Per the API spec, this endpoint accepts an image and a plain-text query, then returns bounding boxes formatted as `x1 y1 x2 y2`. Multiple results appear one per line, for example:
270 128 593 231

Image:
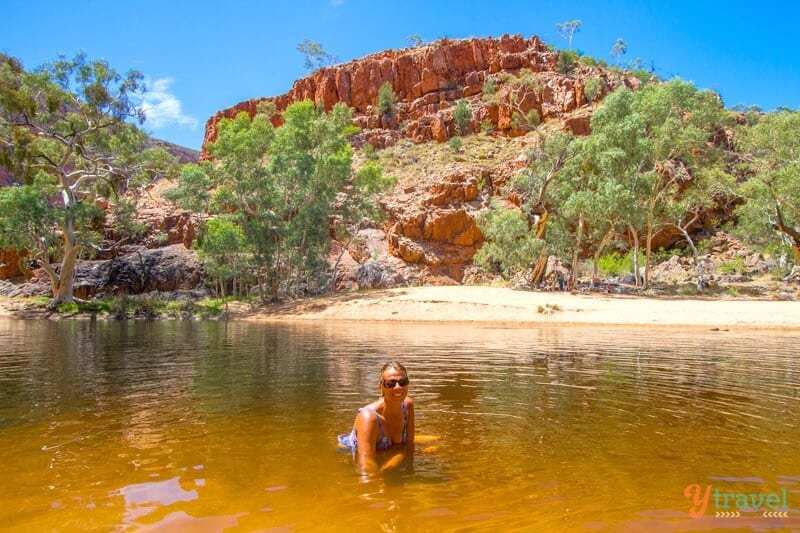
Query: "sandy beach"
2 286 798 329
243 285 800 330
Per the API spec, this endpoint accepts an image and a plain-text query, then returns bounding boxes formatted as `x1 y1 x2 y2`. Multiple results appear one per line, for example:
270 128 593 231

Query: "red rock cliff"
202 34 637 157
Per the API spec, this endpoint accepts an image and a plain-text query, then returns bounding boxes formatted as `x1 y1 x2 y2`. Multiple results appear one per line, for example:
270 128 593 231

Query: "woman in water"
338 361 415 474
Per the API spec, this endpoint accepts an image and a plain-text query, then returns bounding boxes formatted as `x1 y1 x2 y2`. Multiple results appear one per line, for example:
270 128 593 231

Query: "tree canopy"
168 101 394 300
735 110 800 270
0 53 175 303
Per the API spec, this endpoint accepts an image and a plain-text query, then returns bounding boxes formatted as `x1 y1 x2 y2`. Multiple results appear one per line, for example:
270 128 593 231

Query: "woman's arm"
354 409 379 478
405 397 415 446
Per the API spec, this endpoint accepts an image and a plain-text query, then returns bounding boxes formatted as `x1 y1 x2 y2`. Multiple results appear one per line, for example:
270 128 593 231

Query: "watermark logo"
684 483 789 518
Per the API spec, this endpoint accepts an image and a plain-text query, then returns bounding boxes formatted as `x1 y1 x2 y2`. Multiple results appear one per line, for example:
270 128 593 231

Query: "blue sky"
4 0 798 150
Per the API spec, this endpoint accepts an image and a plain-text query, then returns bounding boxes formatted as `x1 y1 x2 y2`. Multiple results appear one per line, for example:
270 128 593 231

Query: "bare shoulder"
356 403 380 425
404 397 415 409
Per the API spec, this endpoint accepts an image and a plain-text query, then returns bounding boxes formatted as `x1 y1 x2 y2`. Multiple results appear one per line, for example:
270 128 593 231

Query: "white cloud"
140 77 198 130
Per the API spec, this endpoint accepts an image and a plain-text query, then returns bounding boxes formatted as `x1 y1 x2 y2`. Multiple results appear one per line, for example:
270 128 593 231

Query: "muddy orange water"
1 320 798 531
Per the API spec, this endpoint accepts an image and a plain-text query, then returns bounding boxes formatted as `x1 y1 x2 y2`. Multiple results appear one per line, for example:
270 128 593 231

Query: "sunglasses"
381 377 410 388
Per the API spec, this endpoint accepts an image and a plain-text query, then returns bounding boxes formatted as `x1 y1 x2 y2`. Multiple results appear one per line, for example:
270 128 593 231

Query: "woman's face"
380 368 409 403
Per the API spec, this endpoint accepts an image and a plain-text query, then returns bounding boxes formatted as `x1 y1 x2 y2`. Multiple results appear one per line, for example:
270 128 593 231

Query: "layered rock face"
203 34 637 156
384 167 486 282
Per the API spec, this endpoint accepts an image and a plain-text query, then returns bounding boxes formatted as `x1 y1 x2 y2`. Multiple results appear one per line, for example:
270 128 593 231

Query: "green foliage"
719 257 746 275
336 159 396 238
512 110 541 131
482 77 496 96
56 302 80 313
376 81 398 118
361 142 378 160
297 39 338 71
168 101 392 300
574 79 728 287
557 50 579 75
453 99 472 136
526 110 540 128
23 296 51 306
630 69 652 85
480 119 494 133
583 78 603 103
0 53 176 303
597 252 633 276
448 135 462 152
110 197 148 240
0 176 56 251
195 217 250 297
578 55 600 67
733 110 800 259
164 164 211 212
474 199 544 277
482 77 498 106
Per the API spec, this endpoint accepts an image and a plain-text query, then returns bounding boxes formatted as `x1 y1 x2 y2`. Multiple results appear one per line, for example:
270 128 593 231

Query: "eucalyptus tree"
473 198 545 278
330 159 395 287
297 39 338 71
168 101 392 300
556 20 582 49
610 38 628 66
0 53 174 304
734 110 800 277
577 80 726 287
503 130 577 284
665 166 735 290
196 216 251 299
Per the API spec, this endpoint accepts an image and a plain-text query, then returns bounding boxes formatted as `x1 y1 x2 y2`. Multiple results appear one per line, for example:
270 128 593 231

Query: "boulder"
70 245 205 300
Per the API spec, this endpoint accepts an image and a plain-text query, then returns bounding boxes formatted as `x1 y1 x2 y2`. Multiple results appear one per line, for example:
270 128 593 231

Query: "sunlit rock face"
202 34 640 158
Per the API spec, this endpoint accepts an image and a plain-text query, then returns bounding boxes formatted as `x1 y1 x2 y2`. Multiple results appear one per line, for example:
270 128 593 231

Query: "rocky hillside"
6 35 784 300
201 35 646 286
203 34 641 155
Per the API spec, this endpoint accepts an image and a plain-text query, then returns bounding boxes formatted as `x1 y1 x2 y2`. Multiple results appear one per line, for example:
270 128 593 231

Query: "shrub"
631 69 652 85
583 78 603 102
557 50 579 75
511 110 540 131
106 294 165 319
474 199 545 277
482 77 496 96
57 302 79 314
578 55 599 67
597 252 634 276
719 257 746 275
526 110 540 128
361 143 378 160
448 136 462 152
377 82 398 118
453 99 472 136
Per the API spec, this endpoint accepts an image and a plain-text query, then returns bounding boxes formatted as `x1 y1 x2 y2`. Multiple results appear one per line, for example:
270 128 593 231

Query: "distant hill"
0 139 199 187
